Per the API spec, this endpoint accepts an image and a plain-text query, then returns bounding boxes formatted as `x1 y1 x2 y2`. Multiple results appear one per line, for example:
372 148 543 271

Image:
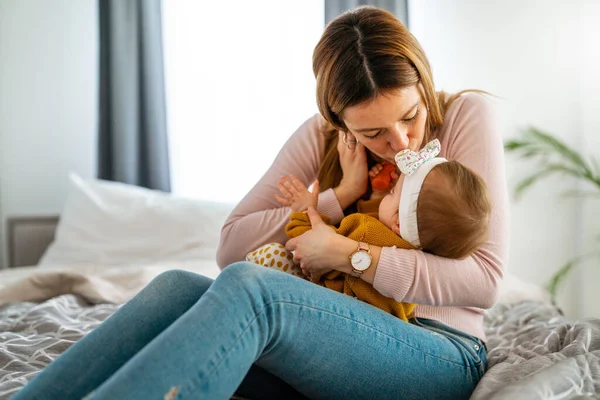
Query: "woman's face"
341 85 428 163
378 175 405 235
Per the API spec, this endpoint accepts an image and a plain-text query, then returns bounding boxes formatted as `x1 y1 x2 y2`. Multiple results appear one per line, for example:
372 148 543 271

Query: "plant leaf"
514 164 583 199
504 140 524 151
527 128 590 172
506 127 600 194
506 128 600 301
546 258 579 298
514 170 555 199
546 251 600 298
592 157 600 177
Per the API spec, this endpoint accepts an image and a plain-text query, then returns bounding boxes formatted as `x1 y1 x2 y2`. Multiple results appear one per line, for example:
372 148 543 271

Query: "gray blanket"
1 296 599 399
0 295 117 399
473 300 600 399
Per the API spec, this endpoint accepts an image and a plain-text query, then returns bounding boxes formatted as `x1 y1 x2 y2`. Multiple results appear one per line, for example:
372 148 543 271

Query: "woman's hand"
285 207 356 282
334 132 369 209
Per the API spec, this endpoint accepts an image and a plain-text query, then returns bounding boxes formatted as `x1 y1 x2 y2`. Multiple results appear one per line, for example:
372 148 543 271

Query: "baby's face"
379 174 405 235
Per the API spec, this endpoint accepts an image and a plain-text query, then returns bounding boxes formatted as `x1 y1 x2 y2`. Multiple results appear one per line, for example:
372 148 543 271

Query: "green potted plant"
505 127 600 298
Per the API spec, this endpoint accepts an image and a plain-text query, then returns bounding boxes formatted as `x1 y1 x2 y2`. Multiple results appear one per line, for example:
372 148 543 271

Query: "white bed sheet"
0 261 222 305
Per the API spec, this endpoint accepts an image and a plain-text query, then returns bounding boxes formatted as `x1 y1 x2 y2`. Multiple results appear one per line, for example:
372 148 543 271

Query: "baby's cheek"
379 196 391 215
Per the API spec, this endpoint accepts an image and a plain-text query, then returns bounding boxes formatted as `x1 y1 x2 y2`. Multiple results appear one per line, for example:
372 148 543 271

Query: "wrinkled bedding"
0 263 221 399
1 272 599 399
472 300 600 399
0 295 118 399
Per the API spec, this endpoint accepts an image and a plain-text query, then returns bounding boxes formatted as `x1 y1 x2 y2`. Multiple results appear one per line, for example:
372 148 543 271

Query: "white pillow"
497 272 552 305
39 173 235 267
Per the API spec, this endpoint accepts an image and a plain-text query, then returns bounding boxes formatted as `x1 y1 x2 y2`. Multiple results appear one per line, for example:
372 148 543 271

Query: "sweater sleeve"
372 93 510 309
285 211 332 239
216 115 346 269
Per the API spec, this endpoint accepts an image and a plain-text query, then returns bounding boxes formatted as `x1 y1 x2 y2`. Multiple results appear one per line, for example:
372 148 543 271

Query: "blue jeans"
12 262 487 400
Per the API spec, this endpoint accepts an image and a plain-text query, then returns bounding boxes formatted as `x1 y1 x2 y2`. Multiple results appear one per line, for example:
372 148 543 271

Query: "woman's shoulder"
273 114 329 172
295 113 334 151
298 113 330 133
281 113 327 149
437 92 498 139
444 91 497 122
294 113 331 141
437 91 502 157
315 113 333 131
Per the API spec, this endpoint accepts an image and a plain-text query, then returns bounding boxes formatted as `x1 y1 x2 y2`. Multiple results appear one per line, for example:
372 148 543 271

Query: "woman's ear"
342 131 359 149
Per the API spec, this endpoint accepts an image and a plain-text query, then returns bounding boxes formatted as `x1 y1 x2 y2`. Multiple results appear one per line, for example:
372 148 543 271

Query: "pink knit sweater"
216 93 509 341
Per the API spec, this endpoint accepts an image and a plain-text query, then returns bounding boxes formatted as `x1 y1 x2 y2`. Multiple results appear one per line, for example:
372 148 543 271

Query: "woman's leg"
11 270 214 400
85 262 486 400
12 270 307 400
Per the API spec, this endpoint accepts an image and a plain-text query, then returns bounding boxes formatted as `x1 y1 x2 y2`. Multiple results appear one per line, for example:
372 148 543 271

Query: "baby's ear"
392 224 400 236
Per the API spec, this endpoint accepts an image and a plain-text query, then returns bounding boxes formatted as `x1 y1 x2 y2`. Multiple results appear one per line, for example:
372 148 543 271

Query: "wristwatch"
349 242 372 276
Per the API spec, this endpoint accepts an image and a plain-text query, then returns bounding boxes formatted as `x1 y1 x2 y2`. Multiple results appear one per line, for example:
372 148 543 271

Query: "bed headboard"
7 216 59 269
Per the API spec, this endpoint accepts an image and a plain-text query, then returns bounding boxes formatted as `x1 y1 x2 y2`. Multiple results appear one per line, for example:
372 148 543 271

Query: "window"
163 1 324 202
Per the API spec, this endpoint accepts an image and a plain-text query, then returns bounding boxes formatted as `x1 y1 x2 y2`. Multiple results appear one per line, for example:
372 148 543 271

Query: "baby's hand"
369 162 399 200
275 174 320 212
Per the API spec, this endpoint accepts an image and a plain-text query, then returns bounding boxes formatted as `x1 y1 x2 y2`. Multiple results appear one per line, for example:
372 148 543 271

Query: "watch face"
351 251 371 271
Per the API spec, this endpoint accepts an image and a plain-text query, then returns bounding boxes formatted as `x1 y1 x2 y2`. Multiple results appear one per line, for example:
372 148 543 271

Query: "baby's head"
415 161 491 258
379 155 491 259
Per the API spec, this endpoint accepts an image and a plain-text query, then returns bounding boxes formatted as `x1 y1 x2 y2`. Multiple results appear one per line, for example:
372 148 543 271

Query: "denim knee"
150 269 198 288
217 262 279 302
219 262 266 284
145 269 213 300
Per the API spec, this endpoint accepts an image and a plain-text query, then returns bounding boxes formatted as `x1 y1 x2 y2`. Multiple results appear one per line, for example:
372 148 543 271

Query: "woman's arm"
285 94 508 309
370 93 509 309
216 115 345 269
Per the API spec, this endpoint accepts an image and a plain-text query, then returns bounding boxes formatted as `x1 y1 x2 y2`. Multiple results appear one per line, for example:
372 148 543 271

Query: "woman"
13 6 508 400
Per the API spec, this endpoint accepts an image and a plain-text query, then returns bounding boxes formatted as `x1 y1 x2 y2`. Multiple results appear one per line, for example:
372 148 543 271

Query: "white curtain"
325 0 409 26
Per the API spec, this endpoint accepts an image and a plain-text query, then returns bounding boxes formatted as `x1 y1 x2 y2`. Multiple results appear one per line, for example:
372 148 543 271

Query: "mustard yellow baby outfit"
246 199 417 321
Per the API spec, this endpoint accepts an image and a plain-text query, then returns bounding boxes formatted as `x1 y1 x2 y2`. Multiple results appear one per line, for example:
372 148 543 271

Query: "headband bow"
395 139 441 176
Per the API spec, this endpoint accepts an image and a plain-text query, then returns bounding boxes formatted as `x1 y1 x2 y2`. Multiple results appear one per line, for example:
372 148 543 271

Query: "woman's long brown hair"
312 6 484 195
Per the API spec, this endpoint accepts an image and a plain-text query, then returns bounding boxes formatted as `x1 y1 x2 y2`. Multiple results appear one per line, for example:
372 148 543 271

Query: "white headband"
399 158 447 248
395 139 447 248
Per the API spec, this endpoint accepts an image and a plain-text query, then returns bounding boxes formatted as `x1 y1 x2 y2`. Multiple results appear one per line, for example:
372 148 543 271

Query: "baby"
246 139 491 321
380 138 491 258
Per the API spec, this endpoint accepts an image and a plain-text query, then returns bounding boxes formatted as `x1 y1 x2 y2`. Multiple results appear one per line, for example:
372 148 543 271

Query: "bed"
1 175 599 399
0 262 221 400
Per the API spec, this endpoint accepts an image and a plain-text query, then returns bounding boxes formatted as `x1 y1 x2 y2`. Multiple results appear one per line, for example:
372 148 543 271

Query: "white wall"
0 0 98 269
409 0 598 318
579 0 600 318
